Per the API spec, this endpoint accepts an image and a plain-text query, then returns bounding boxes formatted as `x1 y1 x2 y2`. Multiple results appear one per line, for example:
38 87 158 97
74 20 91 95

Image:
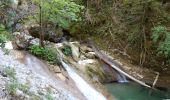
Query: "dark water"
105 82 170 100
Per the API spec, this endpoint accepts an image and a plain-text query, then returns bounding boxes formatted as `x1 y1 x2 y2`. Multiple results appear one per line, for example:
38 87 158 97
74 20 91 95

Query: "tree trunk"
39 2 44 47
89 40 151 88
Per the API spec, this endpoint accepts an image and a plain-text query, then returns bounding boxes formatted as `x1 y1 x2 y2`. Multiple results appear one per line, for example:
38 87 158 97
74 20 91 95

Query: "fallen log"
89 41 151 88
152 72 159 88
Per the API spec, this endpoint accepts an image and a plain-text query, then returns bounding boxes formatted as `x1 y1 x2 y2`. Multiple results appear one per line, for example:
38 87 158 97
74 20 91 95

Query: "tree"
33 0 84 47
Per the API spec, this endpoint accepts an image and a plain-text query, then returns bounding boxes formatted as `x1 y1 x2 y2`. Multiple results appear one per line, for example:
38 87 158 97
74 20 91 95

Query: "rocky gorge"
0 0 170 100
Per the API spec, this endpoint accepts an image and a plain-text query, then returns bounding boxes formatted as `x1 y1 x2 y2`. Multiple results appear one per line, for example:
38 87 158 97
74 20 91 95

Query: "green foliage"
31 95 42 100
29 45 46 57
0 24 12 48
62 45 72 56
33 0 84 29
45 93 54 100
6 80 18 95
4 66 18 95
151 26 170 58
29 45 60 64
152 26 167 42
0 1 16 29
0 24 6 32
4 67 16 79
0 34 8 44
18 84 30 94
0 34 8 48
6 79 30 95
4 66 30 96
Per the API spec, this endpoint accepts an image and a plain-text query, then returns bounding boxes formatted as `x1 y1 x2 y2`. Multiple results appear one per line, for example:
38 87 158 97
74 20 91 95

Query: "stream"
61 61 107 100
2 41 170 100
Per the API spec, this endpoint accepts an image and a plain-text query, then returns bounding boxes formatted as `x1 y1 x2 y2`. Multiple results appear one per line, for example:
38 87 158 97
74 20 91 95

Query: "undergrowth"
61 45 72 56
29 45 60 65
152 26 170 58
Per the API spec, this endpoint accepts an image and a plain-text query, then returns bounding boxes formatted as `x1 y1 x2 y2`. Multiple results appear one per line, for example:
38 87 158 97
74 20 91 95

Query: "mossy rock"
85 62 106 82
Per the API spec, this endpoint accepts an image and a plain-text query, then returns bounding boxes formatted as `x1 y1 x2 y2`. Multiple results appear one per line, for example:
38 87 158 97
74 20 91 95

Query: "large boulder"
101 62 117 83
13 31 41 49
69 42 80 61
13 31 32 49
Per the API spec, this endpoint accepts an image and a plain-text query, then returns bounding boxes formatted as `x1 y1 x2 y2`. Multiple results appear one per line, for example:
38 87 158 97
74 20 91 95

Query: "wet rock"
85 64 106 82
77 58 106 82
69 42 80 61
85 52 96 59
78 59 96 66
55 43 64 48
80 45 93 53
54 66 61 73
101 63 117 83
49 65 61 73
55 73 66 81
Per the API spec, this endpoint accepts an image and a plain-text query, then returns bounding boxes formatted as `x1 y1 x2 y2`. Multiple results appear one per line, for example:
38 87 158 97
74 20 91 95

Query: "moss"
85 63 106 82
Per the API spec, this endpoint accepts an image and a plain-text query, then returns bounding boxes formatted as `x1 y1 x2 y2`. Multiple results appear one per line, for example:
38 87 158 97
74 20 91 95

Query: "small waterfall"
61 61 106 100
117 72 128 83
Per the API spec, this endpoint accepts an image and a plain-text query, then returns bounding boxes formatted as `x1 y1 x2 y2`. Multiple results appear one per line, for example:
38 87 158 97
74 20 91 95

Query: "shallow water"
105 82 170 100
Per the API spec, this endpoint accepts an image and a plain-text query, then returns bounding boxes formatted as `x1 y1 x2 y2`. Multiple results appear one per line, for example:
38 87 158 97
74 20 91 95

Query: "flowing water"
116 71 128 83
61 61 107 100
105 82 170 100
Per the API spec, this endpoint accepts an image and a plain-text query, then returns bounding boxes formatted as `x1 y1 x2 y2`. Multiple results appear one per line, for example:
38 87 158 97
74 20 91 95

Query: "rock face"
101 62 117 83
0 49 83 100
13 31 34 49
56 42 117 83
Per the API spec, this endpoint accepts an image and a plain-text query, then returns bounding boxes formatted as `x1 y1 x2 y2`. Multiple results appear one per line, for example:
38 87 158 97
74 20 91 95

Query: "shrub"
6 80 18 95
45 93 54 100
18 84 30 94
152 26 170 58
4 67 16 79
151 26 167 43
29 45 60 64
61 45 72 56
0 24 12 48
33 0 84 29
